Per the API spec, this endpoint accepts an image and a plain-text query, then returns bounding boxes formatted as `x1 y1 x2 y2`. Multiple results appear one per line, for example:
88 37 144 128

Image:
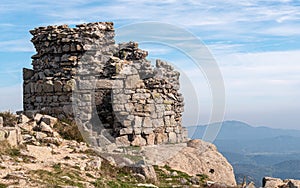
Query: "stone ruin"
23 22 188 147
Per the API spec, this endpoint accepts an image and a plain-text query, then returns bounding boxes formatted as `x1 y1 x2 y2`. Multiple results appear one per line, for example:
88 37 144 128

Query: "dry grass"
53 120 84 143
0 141 20 157
0 111 17 127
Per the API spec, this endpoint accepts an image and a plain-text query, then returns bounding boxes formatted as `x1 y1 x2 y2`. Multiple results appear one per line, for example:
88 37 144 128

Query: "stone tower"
23 22 187 146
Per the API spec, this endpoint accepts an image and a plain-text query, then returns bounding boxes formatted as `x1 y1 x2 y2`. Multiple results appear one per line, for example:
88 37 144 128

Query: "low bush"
0 111 17 127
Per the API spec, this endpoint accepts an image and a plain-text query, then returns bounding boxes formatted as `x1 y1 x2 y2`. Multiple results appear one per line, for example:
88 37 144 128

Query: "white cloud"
0 39 34 52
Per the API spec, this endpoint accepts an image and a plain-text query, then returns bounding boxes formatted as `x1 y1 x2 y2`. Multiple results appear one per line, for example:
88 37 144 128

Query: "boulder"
39 122 53 133
41 115 58 128
0 116 3 127
263 177 300 188
263 177 284 188
287 179 300 187
18 114 30 124
131 165 157 183
0 127 22 146
34 113 44 123
166 139 236 186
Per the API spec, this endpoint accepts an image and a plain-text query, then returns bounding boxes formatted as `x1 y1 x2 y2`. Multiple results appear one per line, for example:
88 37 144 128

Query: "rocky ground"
0 111 238 188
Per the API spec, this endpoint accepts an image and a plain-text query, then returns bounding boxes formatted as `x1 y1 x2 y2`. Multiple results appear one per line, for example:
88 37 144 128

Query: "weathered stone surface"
131 165 157 183
131 135 147 146
166 139 236 186
134 116 143 128
125 74 140 88
187 139 217 151
96 79 112 89
41 115 58 128
34 113 43 123
146 133 155 145
143 117 152 128
0 117 3 127
115 135 131 146
120 127 133 135
263 177 284 188
287 179 300 187
262 177 300 188
39 122 53 133
168 132 177 143
23 68 34 80
155 132 168 144
18 114 30 124
0 127 22 146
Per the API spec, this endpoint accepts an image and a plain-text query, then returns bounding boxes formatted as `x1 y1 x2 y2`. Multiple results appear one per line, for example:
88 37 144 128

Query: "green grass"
29 164 85 187
0 141 20 157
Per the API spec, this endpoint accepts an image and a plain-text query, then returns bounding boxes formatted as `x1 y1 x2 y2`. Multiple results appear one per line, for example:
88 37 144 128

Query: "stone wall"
23 22 187 146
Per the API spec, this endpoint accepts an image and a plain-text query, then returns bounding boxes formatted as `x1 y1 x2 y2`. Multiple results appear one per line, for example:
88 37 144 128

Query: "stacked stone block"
23 22 187 146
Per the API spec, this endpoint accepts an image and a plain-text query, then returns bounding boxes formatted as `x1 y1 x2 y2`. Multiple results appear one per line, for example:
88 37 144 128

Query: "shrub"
53 120 84 142
0 111 17 127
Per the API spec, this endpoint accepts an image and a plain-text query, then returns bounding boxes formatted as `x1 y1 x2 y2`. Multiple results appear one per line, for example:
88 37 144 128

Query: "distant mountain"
188 120 300 141
188 121 300 154
187 121 300 186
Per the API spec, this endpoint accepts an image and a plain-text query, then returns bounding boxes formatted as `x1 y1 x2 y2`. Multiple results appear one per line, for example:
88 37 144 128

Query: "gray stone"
53 81 63 92
152 118 164 128
125 74 140 88
146 133 155 145
263 177 284 188
124 103 134 112
134 116 143 128
115 135 131 146
142 128 153 135
112 80 124 89
131 135 146 146
41 115 58 128
39 122 53 133
131 165 157 183
113 94 130 103
35 132 48 140
120 127 133 135
96 79 113 89
143 117 152 128
23 68 34 80
34 113 44 122
113 104 124 111
18 114 30 124
168 132 177 143
0 127 22 146
155 132 168 144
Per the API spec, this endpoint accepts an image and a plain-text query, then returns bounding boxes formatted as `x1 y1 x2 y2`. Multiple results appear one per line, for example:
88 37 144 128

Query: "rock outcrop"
133 139 237 186
263 177 300 188
0 112 233 187
166 139 236 186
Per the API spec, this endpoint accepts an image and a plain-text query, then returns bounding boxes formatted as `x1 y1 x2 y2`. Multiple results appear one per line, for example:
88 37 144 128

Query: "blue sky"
0 0 300 129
